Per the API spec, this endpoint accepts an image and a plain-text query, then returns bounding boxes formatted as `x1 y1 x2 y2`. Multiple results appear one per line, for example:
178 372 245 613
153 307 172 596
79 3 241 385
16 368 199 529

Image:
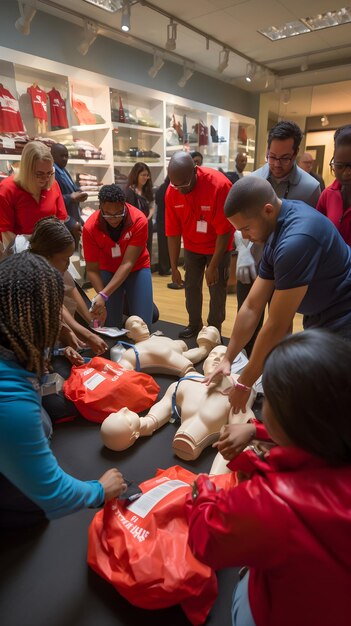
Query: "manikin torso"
116 316 221 376
101 345 256 465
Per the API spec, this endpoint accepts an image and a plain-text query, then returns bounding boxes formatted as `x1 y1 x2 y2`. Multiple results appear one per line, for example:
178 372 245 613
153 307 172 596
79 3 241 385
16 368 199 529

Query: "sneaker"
178 324 202 339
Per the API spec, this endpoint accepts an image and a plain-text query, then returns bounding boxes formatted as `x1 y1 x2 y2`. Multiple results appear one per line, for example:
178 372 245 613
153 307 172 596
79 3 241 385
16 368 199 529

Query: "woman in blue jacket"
0 252 126 529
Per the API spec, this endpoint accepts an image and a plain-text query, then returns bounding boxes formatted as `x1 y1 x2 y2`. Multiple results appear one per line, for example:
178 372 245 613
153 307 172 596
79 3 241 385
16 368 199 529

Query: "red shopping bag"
88 465 237 624
63 357 160 423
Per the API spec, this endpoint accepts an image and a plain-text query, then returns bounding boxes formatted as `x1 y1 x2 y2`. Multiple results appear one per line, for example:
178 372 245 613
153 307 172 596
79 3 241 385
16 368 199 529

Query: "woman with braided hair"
29 216 108 356
0 252 126 528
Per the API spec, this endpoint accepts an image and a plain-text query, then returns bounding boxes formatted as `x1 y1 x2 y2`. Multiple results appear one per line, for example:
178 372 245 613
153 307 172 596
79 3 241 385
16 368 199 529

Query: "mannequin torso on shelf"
101 345 256 461
116 316 221 377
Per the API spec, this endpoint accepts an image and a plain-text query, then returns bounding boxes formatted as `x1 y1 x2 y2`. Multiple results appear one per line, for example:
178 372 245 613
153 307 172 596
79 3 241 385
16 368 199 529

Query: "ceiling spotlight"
218 48 229 73
83 0 122 12
15 1 37 35
165 19 177 51
121 0 130 32
321 114 329 127
245 62 256 83
77 20 99 55
148 51 164 79
178 64 194 88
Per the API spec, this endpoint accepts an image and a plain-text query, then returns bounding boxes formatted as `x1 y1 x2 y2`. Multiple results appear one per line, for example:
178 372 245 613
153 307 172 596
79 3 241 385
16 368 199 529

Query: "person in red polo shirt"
317 124 351 245
0 140 67 251
83 184 153 329
166 151 233 339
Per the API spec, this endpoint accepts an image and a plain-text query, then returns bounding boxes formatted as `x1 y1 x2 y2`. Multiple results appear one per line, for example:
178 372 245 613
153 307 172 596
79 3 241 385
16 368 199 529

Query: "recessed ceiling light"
259 7 351 41
83 0 122 11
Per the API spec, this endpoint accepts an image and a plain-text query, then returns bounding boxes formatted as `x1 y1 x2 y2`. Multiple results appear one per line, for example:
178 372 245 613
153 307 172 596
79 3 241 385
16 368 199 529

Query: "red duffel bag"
63 357 160 423
88 465 237 624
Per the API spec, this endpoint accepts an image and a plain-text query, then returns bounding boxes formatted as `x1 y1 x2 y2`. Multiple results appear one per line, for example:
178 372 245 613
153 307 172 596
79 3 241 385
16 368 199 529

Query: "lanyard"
118 341 141 371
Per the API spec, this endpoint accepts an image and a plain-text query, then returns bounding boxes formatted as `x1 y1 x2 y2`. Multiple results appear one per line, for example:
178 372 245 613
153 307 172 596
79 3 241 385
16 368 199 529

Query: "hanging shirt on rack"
27 85 48 121
0 85 25 133
47 88 68 129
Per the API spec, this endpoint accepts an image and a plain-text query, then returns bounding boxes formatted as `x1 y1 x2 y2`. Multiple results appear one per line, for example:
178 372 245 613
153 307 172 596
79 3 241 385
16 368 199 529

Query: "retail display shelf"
166 143 198 152
71 124 111 132
69 159 110 166
112 122 162 134
0 155 20 160
82 195 99 202
113 160 162 167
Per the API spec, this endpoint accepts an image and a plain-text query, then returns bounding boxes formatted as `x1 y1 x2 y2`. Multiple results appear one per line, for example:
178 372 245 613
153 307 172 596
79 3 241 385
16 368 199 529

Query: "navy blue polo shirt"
259 199 351 330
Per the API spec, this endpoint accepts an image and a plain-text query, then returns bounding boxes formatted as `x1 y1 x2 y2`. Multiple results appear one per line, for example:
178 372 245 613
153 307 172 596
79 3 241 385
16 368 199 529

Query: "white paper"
127 480 189 518
93 327 128 338
83 373 105 390
230 351 249 375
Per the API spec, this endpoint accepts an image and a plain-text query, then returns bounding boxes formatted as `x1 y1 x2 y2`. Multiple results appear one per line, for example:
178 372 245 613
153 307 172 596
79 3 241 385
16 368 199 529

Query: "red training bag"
88 465 237 624
63 357 160 423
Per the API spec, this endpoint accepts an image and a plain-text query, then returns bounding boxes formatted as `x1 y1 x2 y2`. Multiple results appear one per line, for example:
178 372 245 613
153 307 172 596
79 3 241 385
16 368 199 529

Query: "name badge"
111 244 121 257
196 220 207 233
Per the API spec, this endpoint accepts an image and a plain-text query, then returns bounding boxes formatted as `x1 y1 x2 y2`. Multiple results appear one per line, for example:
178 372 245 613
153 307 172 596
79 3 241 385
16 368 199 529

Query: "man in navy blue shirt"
52 143 88 246
207 176 351 413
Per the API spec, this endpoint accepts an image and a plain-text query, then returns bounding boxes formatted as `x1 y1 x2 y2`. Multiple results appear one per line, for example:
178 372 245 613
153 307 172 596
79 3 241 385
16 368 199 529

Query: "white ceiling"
32 0 351 111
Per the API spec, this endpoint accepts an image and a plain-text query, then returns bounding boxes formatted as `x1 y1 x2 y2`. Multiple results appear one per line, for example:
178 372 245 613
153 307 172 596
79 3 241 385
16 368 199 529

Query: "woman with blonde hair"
0 140 67 250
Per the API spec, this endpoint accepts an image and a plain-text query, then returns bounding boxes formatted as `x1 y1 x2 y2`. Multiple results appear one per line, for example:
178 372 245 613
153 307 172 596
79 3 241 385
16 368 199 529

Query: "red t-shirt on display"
47 89 69 129
165 166 234 254
0 86 25 133
0 176 67 234
82 203 150 273
27 85 48 121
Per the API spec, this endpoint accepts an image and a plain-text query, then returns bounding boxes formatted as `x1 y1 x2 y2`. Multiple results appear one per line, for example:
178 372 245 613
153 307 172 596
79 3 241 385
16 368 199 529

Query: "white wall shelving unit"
0 46 256 190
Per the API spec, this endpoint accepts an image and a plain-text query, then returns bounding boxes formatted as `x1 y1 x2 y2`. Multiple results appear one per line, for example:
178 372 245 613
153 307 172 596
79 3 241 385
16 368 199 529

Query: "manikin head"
196 326 221 349
202 345 227 377
224 176 280 244
125 316 151 342
101 408 141 451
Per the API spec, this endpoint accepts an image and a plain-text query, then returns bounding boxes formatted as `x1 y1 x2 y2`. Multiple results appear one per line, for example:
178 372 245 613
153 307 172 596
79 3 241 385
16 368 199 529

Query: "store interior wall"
0 0 259 122
258 85 351 183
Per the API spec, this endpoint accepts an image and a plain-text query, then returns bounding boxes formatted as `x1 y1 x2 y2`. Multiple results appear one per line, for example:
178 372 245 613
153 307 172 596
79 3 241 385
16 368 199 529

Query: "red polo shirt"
165 166 234 254
316 179 351 245
0 176 67 234
82 203 150 273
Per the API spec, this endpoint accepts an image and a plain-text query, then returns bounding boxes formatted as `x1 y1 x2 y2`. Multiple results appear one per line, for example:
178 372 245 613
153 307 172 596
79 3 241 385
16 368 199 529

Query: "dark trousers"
183 249 230 332
156 220 170 274
237 280 264 357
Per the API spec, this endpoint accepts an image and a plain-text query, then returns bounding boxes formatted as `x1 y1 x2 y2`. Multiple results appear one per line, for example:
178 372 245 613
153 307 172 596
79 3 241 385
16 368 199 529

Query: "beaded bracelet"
234 380 252 393
98 291 109 302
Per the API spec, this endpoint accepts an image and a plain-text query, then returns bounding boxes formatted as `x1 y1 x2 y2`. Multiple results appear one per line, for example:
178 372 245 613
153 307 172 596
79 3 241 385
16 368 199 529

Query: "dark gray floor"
0 320 238 626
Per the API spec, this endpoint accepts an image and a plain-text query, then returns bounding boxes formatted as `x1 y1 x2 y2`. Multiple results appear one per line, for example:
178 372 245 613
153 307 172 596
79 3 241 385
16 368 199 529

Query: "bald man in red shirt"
166 152 233 339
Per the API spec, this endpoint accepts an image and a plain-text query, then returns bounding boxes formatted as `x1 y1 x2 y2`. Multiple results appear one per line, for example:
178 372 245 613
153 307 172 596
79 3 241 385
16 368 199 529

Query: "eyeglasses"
169 167 196 190
35 170 55 179
266 153 294 165
100 207 126 220
329 160 351 173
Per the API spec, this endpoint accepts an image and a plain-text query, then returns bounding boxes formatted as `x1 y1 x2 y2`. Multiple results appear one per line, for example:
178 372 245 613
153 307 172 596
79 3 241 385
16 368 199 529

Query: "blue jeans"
232 571 256 626
101 268 153 329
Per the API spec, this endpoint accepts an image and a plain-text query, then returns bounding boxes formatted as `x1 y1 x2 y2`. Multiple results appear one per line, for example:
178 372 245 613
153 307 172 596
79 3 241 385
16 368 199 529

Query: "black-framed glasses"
329 159 351 173
169 166 196 190
100 207 126 220
266 153 294 165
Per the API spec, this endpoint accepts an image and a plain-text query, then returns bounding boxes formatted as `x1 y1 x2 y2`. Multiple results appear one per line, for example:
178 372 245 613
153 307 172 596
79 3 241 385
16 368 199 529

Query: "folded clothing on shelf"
76 172 103 195
71 97 105 126
61 138 105 160
0 132 29 155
